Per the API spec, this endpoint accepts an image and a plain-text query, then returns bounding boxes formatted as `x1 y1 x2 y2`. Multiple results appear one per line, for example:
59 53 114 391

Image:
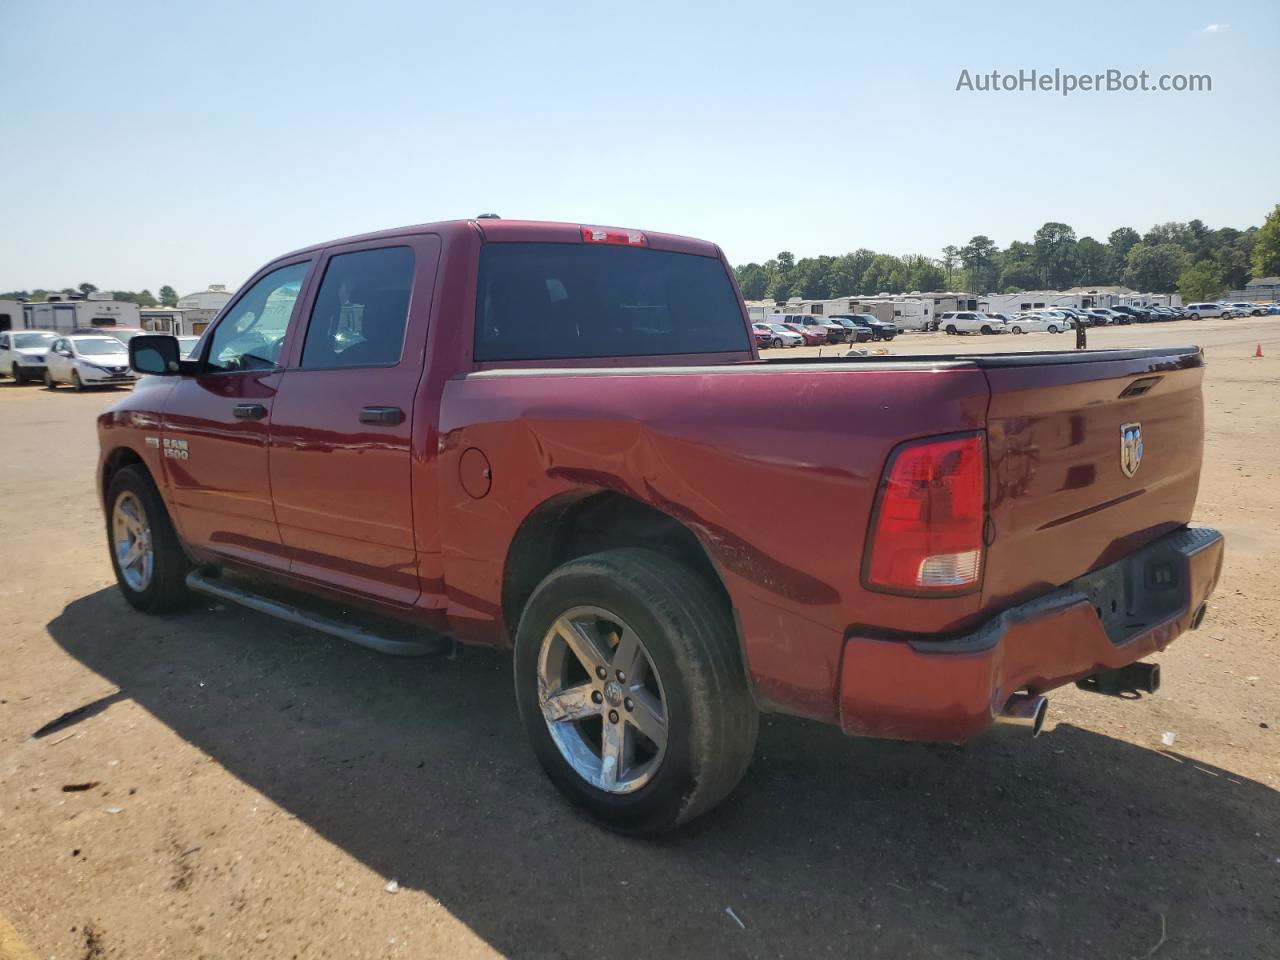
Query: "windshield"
14 333 56 348
475 243 749 361
767 324 790 333
73 338 126 356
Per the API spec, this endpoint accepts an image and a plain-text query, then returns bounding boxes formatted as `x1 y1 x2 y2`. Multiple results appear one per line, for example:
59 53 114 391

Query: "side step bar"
185 571 452 658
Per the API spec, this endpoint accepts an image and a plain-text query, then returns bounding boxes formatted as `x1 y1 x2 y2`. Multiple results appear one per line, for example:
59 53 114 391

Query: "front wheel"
771 338 781 349
106 464 193 613
980 325 993 335
44 369 57 390
11 366 25 384
945 324 957 335
72 370 85 392
1010 326 1022 335
513 548 757 834
1048 325 1059 333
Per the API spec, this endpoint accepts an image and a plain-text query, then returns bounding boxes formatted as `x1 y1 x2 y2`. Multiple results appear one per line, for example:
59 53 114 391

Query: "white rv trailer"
22 293 141 333
0 300 24 333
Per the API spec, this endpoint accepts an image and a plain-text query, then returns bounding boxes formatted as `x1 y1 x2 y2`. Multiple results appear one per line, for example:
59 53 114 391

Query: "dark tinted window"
475 243 749 362
302 246 415 369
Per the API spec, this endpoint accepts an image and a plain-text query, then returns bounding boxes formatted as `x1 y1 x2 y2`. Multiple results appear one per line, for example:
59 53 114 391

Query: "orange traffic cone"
1256 344 1264 358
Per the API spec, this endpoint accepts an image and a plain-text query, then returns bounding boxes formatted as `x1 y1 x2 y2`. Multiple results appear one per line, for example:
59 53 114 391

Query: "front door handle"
360 405 405 426
233 403 267 421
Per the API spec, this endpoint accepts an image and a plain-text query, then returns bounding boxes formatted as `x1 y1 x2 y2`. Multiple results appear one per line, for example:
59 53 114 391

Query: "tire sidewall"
105 466 188 612
514 563 708 833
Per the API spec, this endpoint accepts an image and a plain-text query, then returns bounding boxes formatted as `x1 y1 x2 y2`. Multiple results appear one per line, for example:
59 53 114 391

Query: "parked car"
781 322 828 346
830 313 897 341
177 336 203 358
825 317 873 343
103 217 1223 834
1086 308 1127 325
777 313 847 343
74 326 147 347
936 311 1007 334
0 330 57 384
1111 305 1152 323
1185 302 1230 319
1007 314 1066 334
1029 310 1078 330
44 335 137 390
1226 302 1266 317
753 322 802 348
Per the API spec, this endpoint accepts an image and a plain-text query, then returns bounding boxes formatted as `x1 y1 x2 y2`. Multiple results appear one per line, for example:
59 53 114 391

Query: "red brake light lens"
864 432 986 594
580 226 647 247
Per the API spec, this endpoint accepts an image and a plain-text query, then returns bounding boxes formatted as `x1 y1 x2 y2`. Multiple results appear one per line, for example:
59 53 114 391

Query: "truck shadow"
48 589 1276 959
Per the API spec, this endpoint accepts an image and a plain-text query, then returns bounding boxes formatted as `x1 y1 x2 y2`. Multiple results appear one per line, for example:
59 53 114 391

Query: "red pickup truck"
99 218 1224 833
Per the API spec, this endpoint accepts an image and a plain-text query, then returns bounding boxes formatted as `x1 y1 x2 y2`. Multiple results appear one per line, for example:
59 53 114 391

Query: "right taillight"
863 432 986 595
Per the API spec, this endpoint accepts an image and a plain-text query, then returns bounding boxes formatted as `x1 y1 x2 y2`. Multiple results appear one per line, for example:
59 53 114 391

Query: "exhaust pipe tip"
996 693 1048 737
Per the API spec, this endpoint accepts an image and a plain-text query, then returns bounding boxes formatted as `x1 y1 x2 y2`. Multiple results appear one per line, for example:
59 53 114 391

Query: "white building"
177 284 232 312
23 293 141 333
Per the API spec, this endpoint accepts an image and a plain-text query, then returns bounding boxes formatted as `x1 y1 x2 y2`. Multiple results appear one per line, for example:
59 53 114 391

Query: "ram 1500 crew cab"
100 218 1224 833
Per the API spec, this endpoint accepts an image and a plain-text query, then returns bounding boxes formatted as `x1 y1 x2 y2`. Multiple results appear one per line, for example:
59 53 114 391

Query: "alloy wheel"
112 491 154 591
536 605 668 794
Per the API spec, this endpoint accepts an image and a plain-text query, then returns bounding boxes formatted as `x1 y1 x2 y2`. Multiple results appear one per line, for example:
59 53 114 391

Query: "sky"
1 0 1277 295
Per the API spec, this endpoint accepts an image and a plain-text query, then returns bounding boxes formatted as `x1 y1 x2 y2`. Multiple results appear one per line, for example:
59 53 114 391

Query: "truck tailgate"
979 348 1205 610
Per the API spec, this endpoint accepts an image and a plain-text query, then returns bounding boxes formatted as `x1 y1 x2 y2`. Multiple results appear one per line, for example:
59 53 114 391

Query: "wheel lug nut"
615 670 626 682
624 698 634 712
591 691 603 704
595 666 607 679
608 710 619 724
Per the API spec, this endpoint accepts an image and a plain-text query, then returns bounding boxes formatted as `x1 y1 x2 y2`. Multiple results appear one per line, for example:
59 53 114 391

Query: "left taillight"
863 432 986 595
580 226 647 247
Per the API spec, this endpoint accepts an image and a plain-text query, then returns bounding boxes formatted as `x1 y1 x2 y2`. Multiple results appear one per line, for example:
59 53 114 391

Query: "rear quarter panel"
437 362 991 721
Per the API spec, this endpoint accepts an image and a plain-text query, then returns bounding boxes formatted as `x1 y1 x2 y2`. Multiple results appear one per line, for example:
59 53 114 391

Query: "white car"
1185 302 1230 319
936 311 1008 334
1008 314 1068 334
1226 302 1265 317
0 330 57 384
43 335 138 390
755 323 804 348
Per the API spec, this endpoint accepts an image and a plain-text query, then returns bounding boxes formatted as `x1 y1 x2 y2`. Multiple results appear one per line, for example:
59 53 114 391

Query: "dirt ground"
1 318 1277 959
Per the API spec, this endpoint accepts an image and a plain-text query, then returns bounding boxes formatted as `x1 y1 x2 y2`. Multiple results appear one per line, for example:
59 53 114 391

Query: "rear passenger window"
475 243 748 362
301 247 415 369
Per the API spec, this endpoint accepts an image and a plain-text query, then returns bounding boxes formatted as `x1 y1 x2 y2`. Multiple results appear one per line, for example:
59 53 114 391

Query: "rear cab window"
474 243 749 362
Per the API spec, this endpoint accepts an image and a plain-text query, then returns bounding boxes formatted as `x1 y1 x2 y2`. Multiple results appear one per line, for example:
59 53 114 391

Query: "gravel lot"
1 317 1277 959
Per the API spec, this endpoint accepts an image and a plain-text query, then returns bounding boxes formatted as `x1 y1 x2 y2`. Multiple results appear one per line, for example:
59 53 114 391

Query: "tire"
1048 325 1059 333
513 548 758 834
980 325 993 335
72 370 85 392
1010 326 1022 335
771 338 781 349
105 464 193 613
44 369 57 390
11 365 25 385
945 324 957 335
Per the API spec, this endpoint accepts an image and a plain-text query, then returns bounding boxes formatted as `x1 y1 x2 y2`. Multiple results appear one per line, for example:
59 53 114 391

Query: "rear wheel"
106 464 192 613
513 548 757 834
945 324 957 335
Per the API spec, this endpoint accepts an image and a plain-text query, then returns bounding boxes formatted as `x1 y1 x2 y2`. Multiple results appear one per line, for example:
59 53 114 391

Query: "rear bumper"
838 527 1225 743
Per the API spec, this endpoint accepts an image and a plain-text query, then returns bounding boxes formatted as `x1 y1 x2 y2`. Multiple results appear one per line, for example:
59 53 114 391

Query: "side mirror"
130 335 182 376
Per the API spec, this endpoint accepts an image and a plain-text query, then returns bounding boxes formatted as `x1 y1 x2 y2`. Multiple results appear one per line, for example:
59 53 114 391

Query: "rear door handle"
359 405 404 426
233 403 267 420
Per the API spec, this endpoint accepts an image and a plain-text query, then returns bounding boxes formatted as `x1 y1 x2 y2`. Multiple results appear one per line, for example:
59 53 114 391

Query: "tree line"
0 282 181 308
735 204 1280 304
